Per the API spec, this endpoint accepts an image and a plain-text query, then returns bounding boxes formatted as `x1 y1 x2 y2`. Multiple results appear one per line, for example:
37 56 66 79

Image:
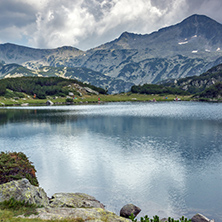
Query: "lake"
0 101 222 221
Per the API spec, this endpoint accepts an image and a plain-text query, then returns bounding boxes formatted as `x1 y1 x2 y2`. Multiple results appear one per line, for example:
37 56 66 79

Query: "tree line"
131 84 189 95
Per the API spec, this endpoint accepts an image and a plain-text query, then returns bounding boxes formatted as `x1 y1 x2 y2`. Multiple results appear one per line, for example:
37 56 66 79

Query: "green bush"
0 152 39 186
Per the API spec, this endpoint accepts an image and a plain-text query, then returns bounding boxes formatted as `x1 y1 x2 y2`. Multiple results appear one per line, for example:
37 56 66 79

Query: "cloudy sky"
1 0 222 51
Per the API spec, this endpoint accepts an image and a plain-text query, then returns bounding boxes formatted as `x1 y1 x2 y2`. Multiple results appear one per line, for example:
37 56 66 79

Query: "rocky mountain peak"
176 14 222 42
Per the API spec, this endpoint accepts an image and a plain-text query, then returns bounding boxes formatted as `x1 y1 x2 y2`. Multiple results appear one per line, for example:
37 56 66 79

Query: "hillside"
0 76 106 99
161 63 222 94
0 14 222 93
131 63 222 100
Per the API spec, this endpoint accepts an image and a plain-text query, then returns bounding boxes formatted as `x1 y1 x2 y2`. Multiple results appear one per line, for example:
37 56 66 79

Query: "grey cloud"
186 0 222 23
0 1 36 28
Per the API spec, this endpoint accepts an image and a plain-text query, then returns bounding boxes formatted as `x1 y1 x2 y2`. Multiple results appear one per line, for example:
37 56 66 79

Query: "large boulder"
18 207 130 221
49 193 105 209
191 213 214 222
120 204 141 218
0 178 49 206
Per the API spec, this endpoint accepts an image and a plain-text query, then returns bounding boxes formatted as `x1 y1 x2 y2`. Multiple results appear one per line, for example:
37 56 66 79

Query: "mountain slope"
0 64 133 93
1 14 222 93
160 63 222 94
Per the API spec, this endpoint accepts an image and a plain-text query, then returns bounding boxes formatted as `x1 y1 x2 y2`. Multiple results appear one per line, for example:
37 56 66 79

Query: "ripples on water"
0 102 221 220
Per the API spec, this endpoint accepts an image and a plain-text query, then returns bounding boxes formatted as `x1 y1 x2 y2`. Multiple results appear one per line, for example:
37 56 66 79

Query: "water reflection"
0 102 221 220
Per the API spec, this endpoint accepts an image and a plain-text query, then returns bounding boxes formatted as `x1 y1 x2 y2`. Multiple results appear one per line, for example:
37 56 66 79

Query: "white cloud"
28 0 189 50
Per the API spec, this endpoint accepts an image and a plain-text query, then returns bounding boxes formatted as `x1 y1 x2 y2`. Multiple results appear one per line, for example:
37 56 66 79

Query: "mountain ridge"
1 14 222 93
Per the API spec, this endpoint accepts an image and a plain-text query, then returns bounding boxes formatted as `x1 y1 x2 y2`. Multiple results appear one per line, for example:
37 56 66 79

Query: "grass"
0 93 193 106
0 209 85 221
0 198 39 217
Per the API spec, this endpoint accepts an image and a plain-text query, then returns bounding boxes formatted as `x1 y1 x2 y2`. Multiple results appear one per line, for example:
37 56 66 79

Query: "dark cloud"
0 1 36 28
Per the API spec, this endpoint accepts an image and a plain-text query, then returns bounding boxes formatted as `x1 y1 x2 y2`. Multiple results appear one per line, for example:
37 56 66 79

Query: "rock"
49 193 105 209
21 103 29 106
17 207 130 221
84 87 99 95
120 204 141 218
0 178 49 206
191 213 213 222
46 100 53 106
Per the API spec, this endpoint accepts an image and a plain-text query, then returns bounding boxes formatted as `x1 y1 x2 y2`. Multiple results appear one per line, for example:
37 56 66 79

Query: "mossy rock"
0 178 49 207
0 152 39 186
49 193 105 209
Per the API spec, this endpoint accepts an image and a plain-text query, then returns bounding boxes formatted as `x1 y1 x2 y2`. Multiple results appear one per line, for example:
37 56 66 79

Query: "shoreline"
0 93 221 107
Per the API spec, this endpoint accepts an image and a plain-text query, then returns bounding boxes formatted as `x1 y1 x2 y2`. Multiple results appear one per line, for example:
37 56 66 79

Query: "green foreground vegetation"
0 152 38 186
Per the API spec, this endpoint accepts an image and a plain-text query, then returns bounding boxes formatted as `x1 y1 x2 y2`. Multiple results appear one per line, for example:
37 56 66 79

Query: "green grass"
0 198 38 217
0 93 193 106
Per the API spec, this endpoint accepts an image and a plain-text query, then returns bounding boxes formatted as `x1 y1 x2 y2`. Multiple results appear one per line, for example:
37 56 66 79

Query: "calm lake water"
0 102 222 221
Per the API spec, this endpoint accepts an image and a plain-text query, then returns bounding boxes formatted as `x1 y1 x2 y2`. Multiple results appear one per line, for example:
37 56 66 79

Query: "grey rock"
49 193 105 209
46 100 54 106
0 178 49 206
191 213 213 222
120 204 141 218
84 87 99 95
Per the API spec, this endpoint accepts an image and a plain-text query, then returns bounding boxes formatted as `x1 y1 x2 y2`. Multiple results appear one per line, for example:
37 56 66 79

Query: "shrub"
129 214 191 222
66 98 74 103
0 152 39 186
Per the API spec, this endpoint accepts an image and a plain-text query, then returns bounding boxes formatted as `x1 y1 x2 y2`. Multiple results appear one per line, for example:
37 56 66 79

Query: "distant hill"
1 14 222 93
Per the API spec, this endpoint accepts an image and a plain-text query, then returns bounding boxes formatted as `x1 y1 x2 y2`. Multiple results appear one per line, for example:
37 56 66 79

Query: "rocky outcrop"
191 213 215 222
0 178 48 206
18 207 130 221
0 178 129 221
49 193 105 209
120 204 141 218
84 87 99 95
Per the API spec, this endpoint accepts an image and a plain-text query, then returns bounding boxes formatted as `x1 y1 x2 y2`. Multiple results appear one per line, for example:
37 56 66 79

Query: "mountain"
0 14 222 93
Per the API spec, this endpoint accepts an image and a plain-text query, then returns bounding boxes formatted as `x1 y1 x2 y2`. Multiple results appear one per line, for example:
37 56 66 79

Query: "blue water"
0 102 221 221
